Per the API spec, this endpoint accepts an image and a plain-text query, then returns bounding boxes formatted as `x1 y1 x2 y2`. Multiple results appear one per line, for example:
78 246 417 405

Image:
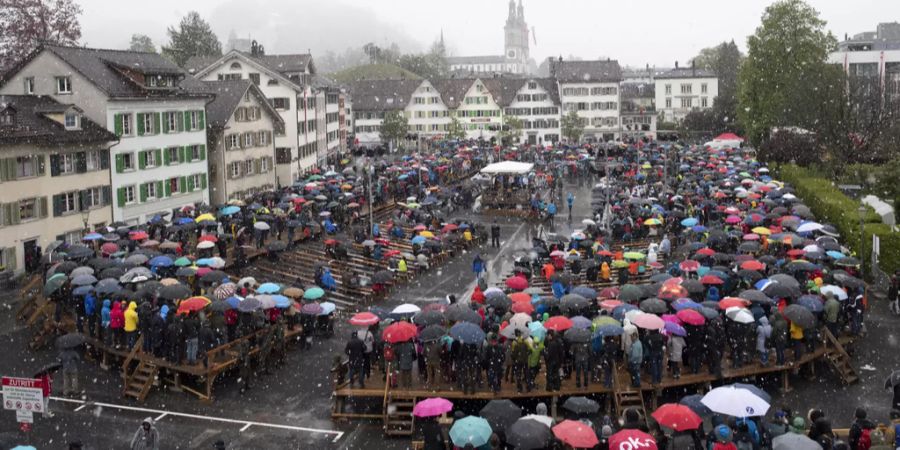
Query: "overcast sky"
77 0 898 69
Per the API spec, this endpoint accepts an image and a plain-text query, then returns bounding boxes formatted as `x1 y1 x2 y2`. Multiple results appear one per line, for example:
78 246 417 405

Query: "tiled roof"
550 60 622 83
347 79 423 111
0 95 117 145
654 67 717 79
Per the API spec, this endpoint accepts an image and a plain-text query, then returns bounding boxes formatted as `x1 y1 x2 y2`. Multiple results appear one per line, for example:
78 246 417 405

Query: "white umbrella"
197 241 215 250
725 307 755 324
701 386 770 417
208 257 226 269
820 285 848 300
509 313 532 329
238 276 257 288
520 414 552 427
254 222 271 231
392 303 421 315
772 432 820 450
796 222 823 233
582 219 596 226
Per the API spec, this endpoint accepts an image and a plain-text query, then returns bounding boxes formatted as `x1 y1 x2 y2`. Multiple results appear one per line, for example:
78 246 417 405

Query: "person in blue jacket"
546 202 557 226
566 192 574 218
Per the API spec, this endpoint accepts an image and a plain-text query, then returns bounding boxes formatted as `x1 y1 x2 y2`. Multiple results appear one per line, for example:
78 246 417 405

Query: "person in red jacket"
109 301 125 348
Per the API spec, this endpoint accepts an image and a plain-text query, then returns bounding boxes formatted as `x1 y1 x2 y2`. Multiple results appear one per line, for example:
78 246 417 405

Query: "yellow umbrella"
195 213 215 223
419 231 435 238
341 184 353 190
751 227 772 236
644 218 662 226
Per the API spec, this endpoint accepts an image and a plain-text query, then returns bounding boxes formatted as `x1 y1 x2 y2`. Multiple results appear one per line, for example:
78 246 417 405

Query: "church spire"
507 0 516 24
517 0 525 24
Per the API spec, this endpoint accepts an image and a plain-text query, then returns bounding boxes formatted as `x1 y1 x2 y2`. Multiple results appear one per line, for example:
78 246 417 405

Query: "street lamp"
858 205 867 278
80 208 91 235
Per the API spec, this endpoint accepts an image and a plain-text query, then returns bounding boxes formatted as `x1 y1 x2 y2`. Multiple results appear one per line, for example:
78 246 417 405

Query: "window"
61 191 78 214
166 147 180 164
218 73 242 81
259 158 270 173
189 111 200 130
86 151 100 171
242 132 254 147
665 98 672 108
701 97 708 108
19 198 37 220
145 150 157 168
146 182 157 199
275 148 291 164
229 161 241 178
414 97 425 104
122 114 133 136
244 160 254 175
124 185 136 204
680 98 692 108
188 145 200 161
84 187 102 209
234 107 246 122
165 112 177 132
168 177 181 195
141 113 155 134
24 77 34 95
249 73 260 85
228 134 240 149
680 84 692 94
15 156 38 178
528 82 537 89
272 98 289 110
247 107 260 121
191 174 202 190
56 76 71 94
664 84 672 95
122 153 134 171
257 131 269 146
62 230 82 245
60 154 77 174
701 83 708 94
64 113 79 130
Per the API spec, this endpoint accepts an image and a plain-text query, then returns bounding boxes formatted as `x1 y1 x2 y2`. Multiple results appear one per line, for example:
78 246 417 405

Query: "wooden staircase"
383 395 416 437
613 363 647 424
822 328 858 385
123 360 158 402
15 275 43 323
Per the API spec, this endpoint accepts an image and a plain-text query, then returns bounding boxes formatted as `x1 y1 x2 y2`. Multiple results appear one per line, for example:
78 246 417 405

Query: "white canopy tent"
479 161 534 176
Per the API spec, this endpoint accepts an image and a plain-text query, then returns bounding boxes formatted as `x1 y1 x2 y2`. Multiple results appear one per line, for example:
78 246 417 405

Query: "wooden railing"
121 335 144 392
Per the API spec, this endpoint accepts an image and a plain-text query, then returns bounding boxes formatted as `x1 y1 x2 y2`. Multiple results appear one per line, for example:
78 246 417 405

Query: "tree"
738 0 838 147
0 0 82 68
380 111 408 149
501 116 524 144
561 111 584 143
129 34 156 53
692 40 744 134
162 11 222 67
446 116 466 140
679 110 717 139
758 129 823 165
824 73 900 164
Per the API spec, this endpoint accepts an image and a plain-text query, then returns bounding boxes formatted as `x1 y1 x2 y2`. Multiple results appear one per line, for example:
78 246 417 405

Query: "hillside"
328 63 422 84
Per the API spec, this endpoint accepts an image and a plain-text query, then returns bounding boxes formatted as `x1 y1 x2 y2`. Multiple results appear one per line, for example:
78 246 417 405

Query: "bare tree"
0 0 82 68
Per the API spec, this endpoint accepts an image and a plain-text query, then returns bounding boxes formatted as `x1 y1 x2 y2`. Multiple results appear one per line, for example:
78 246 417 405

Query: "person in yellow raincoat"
600 262 611 281
790 321 804 362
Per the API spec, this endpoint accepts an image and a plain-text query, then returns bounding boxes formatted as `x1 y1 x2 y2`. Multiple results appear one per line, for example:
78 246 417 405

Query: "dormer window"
64 112 80 130
146 74 178 88
0 110 14 127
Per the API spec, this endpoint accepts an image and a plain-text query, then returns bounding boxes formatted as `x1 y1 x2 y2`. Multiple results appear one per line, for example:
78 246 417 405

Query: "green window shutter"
138 151 147 170
153 113 161 135
187 175 195 192
164 180 171 197
38 197 48 218
178 147 186 163
198 145 206 161
117 188 126 207
197 110 205 129
156 181 163 198
114 114 123 137
161 113 169 133
176 111 184 132
163 148 170 165
0 159 8 182
115 154 124 173
140 183 148 202
200 173 207 189
184 111 192 131
136 113 145 136
180 176 187 193
3 247 16 271
11 201 21 224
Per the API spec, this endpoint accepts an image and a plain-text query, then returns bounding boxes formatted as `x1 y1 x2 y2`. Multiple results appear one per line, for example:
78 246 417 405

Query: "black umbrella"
95 278 122 295
419 324 447 342
65 245 94 260
833 272 865 289
413 310 446 326
201 270 229 283
158 284 192 301
764 283 799 299
486 295 512 310
175 267 197 277
480 399 522 435
679 394 714 417
267 241 287 252
682 279 705 295
884 370 900 390
783 304 816 329
48 261 78 276
373 270 393 284
564 327 592 343
618 284 644 302
209 300 232 313
237 297 262 312
55 333 86 349
100 267 126 279
506 418 552 450
562 396 600 415
639 298 667 314
739 289 772 304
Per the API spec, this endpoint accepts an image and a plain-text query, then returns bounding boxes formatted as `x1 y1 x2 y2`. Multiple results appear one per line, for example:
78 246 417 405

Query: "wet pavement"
1 174 898 449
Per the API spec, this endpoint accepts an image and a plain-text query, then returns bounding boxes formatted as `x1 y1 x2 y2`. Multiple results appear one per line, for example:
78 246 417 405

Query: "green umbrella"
623 252 645 260
174 257 192 267
303 286 325 300
593 316 621 329
450 416 493 448
43 275 68 296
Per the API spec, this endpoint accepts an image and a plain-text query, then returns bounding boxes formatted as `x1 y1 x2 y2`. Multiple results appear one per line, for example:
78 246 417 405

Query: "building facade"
202 80 283 204
619 82 656 139
488 78 560 145
446 0 534 75
0 45 211 225
0 96 116 273
828 22 900 100
654 66 718 123
551 59 623 142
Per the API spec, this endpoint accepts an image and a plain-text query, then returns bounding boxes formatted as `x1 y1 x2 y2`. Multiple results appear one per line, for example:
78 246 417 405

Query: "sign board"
2 377 43 413
16 410 33 424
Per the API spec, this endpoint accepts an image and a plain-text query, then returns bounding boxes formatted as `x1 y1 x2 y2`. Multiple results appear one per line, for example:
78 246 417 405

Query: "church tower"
504 0 529 72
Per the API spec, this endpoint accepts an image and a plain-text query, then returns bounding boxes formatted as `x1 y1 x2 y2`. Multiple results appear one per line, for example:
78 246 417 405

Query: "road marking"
73 404 87 412
50 397 345 443
155 412 168 421
240 423 253 432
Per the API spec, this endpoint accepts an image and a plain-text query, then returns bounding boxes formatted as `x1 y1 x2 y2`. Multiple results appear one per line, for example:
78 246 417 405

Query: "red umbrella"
100 242 119 254
786 249 805 257
719 297 750 310
696 247 716 256
700 275 724 285
198 235 217 243
600 299 623 310
658 284 688 301
552 419 599 448
509 292 531 303
324 239 338 246
599 287 619 299
505 276 528 291
651 403 702 431
129 230 149 241
511 302 534 314
679 260 700 272
740 260 765 271
382 321 417 343
543 316 573 332
413 224 427 231
441 223 459 233
349 312 380 326
177 296 211 315
676 309 706 326
609 429 657 450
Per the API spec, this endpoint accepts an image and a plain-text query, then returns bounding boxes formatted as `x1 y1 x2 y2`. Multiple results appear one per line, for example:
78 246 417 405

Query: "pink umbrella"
505 276 528 291
725 215 742 224
679 261 700 272
413 397 453 417
743 233 760 241
662 314 682 324
676 309 706 326
632 313 665 330
600 299 623 310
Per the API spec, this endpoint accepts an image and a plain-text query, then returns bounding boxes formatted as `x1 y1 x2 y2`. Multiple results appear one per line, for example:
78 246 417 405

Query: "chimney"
675 61 679 69
692 59 696 76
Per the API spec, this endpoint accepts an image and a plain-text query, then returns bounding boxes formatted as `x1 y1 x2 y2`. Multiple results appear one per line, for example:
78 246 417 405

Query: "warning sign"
16 410 33 424
2 377 43 413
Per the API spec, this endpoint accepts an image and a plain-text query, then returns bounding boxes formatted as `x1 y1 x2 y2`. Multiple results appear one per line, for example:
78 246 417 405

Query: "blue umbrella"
796 295 824 312
176 217 194 225
692 225 708 233
272 294 291 308
572 286 597 299
411 236 426 245
225 296 242 309
826 250 846 259
220 205 241 216
612 304 639 320
593 323 625 337
83 232 103 241
664 321 687 336
449 322 486 344
673 299 703 311
256 282 281 294
149 255 173 267
449 416 492 448
72 285 95 296
528 321 546 342
570 316 592 329
195 258 213 267
681 217 699 227
754 278 774 291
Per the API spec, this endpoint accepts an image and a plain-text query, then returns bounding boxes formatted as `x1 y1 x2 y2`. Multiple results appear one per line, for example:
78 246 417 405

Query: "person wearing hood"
848 408 876 450
183 311 200 365
84 292 98 338
150 307 166 358
130 417 159 450
101 299 112 346
124 301 139 349
808 417 835 449
138 302 153 352
756 317 772 366
110 301 125 348
711 424 737 450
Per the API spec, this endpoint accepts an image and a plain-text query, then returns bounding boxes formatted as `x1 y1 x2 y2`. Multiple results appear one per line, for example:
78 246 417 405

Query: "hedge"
777 165 899 275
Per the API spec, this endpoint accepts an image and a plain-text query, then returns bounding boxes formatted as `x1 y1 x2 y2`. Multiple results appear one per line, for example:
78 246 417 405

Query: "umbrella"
449 322 486 344
420 324 447 342
95 278 122 295
632 313 665 330
373 270 393 284
552 420 598 449
413 310 445 326
382 321 417 343
303 287 325 300
282 287 304 298
55 333 86 349
200 270 228 283
237 297 262 312
213 283 237 300
676 309 706 326
177 296 211 314
392 303 421 317
253 222 271 231
772 432 821 450
43 276 68 296
560 294 590 312
480 399 522 434
256 282 281 294
70 274 97 286
413 398 453 418
449 416 492 448
820 285 848 300
159 284 192 301
300 302 323 315
562 396 599 415
507 418 552 450
782 304 816 329
651 403 702 431
610 430 658 450
701 385 770 417
618 284 645 302
679 394 714 417
544 316 573 332
349 312 380 326
505 276 528 291
639 298 667 314
884 370 900 389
